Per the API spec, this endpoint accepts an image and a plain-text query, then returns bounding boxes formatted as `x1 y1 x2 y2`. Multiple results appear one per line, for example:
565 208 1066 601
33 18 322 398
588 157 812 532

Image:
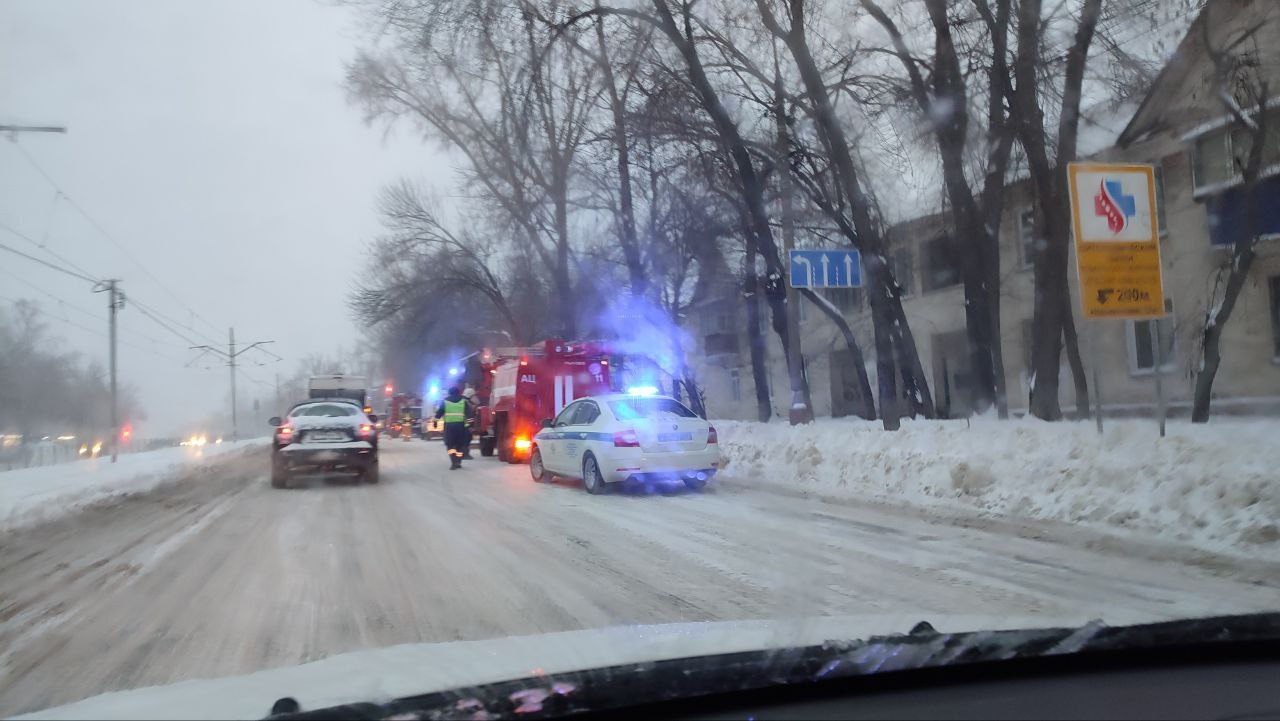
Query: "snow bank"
0 440 264 533
717 417 1280 560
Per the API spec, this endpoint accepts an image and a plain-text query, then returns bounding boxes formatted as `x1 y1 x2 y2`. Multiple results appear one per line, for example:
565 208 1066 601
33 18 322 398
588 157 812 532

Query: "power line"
8 141 227 337
0 293 180 361
131 301 206 347
0 239 99 283
129 295 224 347
0 216 100 282
0 267 174 349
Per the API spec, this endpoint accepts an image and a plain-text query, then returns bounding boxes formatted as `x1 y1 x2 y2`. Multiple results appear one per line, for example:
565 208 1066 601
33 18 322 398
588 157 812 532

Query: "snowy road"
2 440 1278 716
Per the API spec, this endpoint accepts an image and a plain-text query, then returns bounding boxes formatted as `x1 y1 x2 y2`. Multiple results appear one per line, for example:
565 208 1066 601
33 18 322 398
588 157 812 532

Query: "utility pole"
189 329 278 443
92 280 125 462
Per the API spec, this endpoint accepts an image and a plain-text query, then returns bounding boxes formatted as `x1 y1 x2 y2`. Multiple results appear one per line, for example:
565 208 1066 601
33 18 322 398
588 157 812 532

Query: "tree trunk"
1193 179 1261 421
890 293 936 418
1062 301 1091 418
593 6 647 296
743 239 773 422
1028 202 1068 420
552 177 576 338
865 260 902 430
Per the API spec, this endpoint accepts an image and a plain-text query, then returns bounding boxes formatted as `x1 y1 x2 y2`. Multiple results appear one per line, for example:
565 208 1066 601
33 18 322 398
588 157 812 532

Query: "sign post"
1067 162 1166 435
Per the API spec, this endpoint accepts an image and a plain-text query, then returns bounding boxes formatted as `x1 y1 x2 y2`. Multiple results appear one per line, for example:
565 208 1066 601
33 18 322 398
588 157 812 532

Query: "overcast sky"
1 0 451 436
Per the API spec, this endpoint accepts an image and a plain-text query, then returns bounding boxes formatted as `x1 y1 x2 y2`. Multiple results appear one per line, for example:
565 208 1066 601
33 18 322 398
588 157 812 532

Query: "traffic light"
385 383 394 395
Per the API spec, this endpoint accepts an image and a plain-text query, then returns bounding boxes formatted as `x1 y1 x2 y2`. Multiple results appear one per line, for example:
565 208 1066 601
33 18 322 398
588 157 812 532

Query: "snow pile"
717 417 1280 560
0 440 264 533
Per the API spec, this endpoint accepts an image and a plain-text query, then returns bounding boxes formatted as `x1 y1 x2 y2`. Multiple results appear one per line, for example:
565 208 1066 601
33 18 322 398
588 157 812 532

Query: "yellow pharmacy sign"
1067 162 1165 319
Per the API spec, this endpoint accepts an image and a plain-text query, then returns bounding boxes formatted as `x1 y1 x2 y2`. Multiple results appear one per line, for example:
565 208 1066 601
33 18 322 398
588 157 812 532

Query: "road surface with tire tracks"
2 439 1278 716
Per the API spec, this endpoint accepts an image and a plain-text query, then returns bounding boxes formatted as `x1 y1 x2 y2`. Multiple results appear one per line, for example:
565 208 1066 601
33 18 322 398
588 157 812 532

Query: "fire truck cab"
478 340 612 463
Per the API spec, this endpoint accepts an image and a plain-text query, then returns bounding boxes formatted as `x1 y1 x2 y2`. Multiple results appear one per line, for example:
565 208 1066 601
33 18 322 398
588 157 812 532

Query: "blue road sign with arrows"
788 249 862 289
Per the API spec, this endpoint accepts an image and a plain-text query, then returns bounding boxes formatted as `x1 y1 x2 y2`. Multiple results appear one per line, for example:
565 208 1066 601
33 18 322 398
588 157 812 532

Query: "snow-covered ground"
0 439 264 533
717 417 1280 561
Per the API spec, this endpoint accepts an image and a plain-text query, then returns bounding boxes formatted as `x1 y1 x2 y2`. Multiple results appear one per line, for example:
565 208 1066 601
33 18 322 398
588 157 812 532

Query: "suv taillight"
613 429 640 447
277 425 293 445
357 423 373 438
707 425 718 444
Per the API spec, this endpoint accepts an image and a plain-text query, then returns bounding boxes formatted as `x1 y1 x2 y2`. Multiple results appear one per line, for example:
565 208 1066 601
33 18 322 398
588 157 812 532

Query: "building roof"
1118 0 1280 147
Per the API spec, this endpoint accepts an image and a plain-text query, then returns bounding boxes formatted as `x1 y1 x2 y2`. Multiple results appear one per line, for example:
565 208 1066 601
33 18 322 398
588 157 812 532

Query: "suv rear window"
290 403 359 418
608 398 697 420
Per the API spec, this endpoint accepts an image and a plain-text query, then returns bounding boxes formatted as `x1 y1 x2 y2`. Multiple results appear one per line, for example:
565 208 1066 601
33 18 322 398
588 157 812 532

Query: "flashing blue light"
626 385 659 397
448 367 459 377
428 383 441 398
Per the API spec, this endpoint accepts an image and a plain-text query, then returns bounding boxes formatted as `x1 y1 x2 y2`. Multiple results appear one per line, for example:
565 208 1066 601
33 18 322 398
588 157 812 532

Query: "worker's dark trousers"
443 423 468 466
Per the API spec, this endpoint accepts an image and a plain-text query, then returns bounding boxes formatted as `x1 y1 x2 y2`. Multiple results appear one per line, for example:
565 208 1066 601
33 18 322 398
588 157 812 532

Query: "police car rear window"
609 399 697 420
291 403 359 418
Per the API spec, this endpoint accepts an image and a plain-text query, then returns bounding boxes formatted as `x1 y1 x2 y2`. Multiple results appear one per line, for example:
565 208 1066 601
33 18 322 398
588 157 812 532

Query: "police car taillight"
277 425 294 445
613 429 640 447
707 425 718 444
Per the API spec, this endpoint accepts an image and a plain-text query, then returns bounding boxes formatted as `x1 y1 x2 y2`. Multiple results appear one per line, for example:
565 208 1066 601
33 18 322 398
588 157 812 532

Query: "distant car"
270 399 379 488
530 393 719 494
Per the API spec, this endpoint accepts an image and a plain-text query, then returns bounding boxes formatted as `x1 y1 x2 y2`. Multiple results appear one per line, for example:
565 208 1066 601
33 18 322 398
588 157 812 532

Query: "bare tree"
348 0 604 337
859 0 1016 418
1191 9 1272 422
1005 0 1104 420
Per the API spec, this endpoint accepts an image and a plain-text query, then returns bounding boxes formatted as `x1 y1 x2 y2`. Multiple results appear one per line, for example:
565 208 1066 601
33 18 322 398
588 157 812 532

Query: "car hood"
18 612 1137 720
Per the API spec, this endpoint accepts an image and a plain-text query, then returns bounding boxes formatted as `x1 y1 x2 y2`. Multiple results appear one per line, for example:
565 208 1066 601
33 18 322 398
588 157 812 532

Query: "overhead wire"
0 216 100 282
0 293 183 362
8 141 228 337
0 239 100 283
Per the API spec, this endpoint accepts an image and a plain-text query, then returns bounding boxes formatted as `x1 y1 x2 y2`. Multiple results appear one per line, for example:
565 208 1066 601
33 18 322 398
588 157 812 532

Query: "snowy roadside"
0 440 266 534
716 417 1280 562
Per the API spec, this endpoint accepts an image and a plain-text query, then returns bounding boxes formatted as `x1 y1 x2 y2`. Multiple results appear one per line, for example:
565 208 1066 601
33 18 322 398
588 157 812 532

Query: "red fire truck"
470 340 613 463
387 393 423 440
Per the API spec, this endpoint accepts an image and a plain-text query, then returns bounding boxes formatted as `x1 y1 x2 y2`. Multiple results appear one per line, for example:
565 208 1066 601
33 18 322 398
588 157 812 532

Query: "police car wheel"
582 454 605 495
530 447 546 483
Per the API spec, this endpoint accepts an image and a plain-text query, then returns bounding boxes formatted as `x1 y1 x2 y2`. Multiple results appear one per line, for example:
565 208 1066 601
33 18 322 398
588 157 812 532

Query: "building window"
729 368 742 402
1193 110 1280 192
890 248 914 297
923 235 962 292
1195 128 1232 190
1270 276 1280 360
703 307 732 334
1127 299 1176 374
1017 206 1039 268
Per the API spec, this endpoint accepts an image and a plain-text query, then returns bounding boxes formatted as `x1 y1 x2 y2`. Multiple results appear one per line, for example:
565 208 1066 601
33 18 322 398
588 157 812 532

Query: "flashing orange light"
363 406 373 414
513 437 532 451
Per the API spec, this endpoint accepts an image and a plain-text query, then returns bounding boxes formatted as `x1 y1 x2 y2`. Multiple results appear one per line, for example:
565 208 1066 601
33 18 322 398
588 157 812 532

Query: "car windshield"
609 398 697 420
290 404 358 418
2 0 1278 718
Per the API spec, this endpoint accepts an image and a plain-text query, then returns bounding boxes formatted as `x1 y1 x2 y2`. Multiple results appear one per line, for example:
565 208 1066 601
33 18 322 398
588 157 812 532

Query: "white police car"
530 389 720 494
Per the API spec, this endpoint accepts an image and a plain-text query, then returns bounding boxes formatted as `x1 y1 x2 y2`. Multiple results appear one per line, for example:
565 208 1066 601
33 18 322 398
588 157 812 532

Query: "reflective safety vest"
442 399 466 423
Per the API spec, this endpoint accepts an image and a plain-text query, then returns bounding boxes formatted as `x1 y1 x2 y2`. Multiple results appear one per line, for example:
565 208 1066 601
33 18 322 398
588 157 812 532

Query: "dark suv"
269 399 379 488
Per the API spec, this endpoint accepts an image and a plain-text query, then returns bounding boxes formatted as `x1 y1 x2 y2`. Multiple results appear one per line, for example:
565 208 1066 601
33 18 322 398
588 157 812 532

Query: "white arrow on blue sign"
788 249 862 289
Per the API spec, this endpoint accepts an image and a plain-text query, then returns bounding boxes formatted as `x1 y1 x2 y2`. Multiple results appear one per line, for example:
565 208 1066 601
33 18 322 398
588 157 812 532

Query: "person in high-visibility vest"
434 386 473 469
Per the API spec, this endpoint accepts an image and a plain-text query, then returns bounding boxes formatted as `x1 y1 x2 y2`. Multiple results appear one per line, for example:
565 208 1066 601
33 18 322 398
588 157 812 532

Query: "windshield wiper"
266 613 1280 720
